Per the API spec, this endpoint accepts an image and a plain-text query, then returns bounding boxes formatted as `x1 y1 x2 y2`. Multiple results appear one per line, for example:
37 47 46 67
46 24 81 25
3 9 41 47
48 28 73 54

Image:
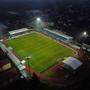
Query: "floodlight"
36 17 41 22
83 31 87 36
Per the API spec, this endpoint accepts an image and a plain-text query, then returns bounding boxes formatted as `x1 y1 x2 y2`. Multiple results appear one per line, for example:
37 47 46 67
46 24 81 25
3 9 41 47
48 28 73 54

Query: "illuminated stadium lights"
81 31 88 44
36 17 44 30
36 17 41 22
83 31 87 36
82 31 88 39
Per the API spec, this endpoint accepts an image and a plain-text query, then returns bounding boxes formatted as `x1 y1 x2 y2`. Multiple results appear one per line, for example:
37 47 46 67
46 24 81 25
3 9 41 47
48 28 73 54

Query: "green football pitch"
8 32 74 73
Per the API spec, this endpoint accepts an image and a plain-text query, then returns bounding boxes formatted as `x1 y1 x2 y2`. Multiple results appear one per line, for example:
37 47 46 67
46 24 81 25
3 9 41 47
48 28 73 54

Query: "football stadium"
1 27 88 87
6 28 74 74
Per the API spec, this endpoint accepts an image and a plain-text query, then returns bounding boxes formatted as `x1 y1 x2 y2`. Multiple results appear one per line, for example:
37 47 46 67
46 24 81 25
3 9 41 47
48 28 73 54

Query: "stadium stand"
8 28 33 38
38 28 73 43
0 42 30 79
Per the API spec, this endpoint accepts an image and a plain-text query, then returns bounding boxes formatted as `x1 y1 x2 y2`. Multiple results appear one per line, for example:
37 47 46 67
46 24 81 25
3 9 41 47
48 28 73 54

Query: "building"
62 57 83 74
0 48 19 88
8 28 33 38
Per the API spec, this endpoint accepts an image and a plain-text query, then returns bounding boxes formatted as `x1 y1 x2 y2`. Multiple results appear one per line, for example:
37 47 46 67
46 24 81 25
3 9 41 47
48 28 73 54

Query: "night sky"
0 0 89 10
0 0 89 5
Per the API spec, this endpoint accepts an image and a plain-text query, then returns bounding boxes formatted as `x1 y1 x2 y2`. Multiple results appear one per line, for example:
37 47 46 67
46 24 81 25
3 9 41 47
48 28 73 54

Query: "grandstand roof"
44 28 73 40
9 28 29 35
63 57 83 70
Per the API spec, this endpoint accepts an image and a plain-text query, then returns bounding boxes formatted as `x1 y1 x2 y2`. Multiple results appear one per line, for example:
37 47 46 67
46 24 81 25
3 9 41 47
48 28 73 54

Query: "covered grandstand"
8 27 73 43
8 28 33 38
0 42 30 79
40 28 73 43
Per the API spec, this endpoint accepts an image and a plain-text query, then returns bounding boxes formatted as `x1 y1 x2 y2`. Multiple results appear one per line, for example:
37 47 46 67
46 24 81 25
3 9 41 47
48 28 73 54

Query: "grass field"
8 32 74 73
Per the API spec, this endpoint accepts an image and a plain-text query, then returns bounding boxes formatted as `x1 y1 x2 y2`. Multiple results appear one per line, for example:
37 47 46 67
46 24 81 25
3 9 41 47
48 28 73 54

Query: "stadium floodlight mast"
83 31 88 39
36 17 41 22
83 31 87 36
36 17 43 30
81 31 88 44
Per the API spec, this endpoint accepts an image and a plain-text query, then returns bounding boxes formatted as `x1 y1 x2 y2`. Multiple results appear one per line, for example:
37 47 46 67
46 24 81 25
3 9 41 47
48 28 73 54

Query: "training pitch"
8 32 74 73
